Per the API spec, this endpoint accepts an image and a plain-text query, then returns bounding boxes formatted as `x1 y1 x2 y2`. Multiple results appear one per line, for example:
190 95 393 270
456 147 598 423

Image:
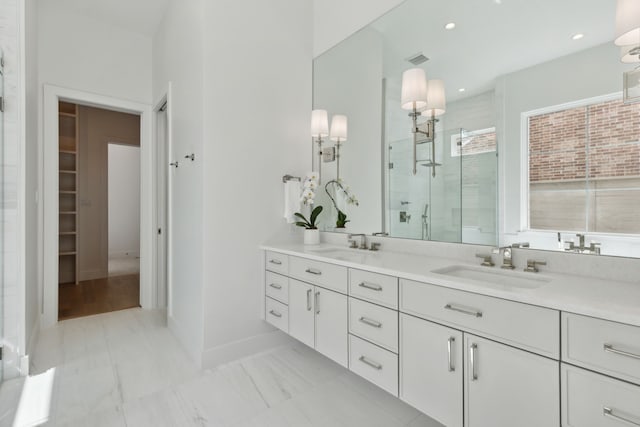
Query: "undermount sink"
432 264 551 290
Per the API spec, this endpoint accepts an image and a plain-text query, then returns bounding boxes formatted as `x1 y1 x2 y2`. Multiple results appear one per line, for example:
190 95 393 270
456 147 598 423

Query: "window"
527 97 640 234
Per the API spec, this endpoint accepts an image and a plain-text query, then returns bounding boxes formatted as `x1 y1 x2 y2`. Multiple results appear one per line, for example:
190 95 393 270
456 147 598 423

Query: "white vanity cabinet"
464 334 560 427
400 314 463 427
287 278 348 367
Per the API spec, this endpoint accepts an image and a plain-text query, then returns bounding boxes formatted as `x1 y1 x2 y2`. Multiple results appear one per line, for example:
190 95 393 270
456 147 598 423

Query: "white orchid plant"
300 172 319 206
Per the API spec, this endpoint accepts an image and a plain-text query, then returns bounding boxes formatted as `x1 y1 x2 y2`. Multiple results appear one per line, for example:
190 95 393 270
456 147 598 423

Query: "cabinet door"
288 279 315 348
315 287 348 367
400 314 463 427
464 334 559 427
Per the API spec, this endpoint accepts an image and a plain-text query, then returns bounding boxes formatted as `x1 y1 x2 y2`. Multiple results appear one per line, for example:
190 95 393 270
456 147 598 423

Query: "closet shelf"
59 251 77 256
59 232 77 236
58 112 77 118
59 150 77 155
59 170 77 174
59 211 77 215
59 191 77 195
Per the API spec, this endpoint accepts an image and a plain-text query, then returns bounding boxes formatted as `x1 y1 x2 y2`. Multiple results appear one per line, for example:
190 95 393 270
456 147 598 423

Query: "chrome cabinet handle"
306 289 312 311
359 355 382 370
604 344 640 361
445 303 483 318
269 310 282 318
269 283 282 290
470 343 478 381
358 282 383 291
269 259 282 265
315 291 320 314
603 407 640 426
359 317 382 328
305 268 322 275
448 337 456 372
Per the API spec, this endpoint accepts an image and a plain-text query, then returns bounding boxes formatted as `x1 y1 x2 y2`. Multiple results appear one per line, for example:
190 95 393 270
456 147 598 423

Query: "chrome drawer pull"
604 344 640 361
359 317 382 328
470 343 478 381
315 291 320 314
359 356 382 370
447 337 456 372
269 259 282 265
269 310 282 318
305 268 322 276
358 282 383 291
269 283 282 290
306 289 312 311
444 303 483 318
603 407 640 426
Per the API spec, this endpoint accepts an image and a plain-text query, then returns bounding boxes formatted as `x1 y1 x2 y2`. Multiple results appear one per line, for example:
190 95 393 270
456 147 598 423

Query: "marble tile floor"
6 308 443 426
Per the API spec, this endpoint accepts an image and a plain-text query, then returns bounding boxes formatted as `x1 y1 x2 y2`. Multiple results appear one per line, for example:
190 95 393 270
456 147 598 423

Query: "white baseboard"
201 330 296 369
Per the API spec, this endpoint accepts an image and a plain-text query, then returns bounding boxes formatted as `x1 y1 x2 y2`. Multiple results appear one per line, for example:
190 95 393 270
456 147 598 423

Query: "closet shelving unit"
58 101 79 285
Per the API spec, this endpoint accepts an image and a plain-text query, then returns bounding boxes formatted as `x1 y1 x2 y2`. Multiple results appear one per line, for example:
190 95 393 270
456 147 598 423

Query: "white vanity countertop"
262 242 640 328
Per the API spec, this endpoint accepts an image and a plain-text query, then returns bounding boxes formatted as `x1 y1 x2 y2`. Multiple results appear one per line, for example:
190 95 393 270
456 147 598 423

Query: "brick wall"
529 99 640 182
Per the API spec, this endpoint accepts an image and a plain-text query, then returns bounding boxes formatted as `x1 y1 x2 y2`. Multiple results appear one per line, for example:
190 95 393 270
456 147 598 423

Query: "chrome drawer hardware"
315 291 320 314
358 282 383 291
305 268 322 275
444 303 483 318
359 355 383 370
470 343 478 380
306 289 312 311
447 337 456 372
269 310 282 318
604 344 640 361
269 283 282 290
603 407 640 426
269 259 282 265
359 317 382 328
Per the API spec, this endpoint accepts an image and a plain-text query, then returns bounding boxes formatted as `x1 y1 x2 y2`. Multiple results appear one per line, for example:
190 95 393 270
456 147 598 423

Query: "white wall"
108 144 140 257
0 0 26 379
313 0 404 57
201 0 312 366
152 0 205 365
37 2 152 104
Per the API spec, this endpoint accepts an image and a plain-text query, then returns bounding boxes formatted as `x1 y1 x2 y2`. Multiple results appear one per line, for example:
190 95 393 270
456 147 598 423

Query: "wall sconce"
614 0 640 47
311 109 329 183
330 115 347 180
400 68 446 177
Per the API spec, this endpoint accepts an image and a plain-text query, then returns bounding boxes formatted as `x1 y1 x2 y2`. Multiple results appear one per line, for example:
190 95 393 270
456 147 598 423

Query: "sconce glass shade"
615 0 640 46
330 115 348 141
621 45 640 63
311 109 329 137
422 79 446 117
401 68 428 110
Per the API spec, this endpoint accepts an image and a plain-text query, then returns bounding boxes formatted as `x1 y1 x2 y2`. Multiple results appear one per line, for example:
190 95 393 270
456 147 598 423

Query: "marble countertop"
262 242 640 328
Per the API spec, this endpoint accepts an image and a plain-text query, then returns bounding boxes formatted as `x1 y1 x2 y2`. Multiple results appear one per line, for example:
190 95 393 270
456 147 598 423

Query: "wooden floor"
58 273 140 320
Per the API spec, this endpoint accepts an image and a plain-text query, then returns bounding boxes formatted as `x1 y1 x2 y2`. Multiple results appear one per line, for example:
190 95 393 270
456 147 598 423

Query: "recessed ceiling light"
572 33 584 40
494 0 502 4
445 22 456 30
458 88 466 93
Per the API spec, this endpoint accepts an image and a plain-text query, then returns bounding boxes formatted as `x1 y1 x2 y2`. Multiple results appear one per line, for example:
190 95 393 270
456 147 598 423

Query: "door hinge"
389 162 394 170
158 228 162 235
0 346 3 361
0 96 4 113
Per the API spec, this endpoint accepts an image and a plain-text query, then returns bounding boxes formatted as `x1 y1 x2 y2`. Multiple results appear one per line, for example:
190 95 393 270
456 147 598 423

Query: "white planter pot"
304 229 320 245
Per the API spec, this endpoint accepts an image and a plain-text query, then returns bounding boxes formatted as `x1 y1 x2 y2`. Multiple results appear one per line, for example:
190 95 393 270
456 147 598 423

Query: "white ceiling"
369 0 617 102
46 0 170 36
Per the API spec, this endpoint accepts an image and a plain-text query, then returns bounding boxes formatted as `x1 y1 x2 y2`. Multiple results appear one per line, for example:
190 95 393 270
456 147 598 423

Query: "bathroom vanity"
261 242 640 427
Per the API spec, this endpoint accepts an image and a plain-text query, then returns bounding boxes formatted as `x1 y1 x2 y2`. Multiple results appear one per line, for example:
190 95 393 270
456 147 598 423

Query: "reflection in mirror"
313 0 639 257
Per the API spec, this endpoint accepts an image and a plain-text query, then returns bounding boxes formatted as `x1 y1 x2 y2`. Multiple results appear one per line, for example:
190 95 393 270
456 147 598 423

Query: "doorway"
56 102 142 320
42 85 155 328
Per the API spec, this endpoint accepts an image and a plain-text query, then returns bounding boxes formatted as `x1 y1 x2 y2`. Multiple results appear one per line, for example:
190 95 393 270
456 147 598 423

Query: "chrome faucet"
499 247 515 270
475 252 495 267
524 259 546 273
348 233 367 250
564 233 601 255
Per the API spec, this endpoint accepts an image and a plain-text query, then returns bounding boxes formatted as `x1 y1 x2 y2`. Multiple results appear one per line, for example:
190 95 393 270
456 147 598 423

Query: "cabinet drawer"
349 334 398 396
265 297 288 333
401 279 559 358
265 251 289 275
289 256 347 294
349 298 398 353
562 364 640 427
349 269 398 309
265 271 289 304
562 313 640 385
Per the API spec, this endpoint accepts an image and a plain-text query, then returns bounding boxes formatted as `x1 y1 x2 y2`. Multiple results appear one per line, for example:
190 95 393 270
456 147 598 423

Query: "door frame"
42 84 153 328
153 84 172 315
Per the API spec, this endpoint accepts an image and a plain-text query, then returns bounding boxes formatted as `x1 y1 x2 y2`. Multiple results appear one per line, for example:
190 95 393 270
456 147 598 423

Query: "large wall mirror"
312 0 640 258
